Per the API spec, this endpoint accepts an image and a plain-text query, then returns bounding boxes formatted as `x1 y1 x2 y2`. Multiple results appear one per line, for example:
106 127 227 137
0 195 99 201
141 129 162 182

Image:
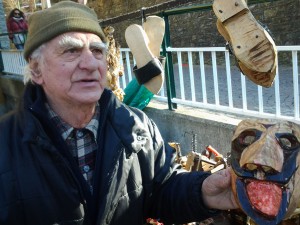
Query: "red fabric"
6 17 28 40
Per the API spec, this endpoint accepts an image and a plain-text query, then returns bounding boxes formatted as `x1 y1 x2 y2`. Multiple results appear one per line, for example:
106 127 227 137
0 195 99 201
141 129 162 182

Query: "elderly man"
0 1 237 224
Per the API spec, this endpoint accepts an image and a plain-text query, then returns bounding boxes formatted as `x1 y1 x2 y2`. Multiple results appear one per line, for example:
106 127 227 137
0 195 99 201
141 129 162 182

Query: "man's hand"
202 167 239 210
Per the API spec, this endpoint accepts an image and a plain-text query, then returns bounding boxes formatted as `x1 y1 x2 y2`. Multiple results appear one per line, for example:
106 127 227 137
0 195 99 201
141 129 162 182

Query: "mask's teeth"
254 169 266 180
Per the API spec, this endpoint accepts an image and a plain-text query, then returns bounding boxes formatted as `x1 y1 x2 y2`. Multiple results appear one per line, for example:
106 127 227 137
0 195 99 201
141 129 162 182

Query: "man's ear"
29 59 43 84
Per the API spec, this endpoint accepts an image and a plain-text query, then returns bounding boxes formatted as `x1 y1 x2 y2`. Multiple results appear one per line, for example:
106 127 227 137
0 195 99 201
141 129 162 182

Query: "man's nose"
78 50 100 70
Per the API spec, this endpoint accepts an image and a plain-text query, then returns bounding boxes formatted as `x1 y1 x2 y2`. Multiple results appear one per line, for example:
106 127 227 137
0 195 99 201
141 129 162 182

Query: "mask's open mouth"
245 179 283 217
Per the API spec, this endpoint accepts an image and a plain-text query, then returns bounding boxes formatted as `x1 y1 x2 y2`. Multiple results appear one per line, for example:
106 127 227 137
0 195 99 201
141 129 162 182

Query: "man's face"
31 32 107 107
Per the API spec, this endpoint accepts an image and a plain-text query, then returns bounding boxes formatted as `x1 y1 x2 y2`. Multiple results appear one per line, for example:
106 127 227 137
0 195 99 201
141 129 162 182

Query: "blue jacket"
0 84 216 225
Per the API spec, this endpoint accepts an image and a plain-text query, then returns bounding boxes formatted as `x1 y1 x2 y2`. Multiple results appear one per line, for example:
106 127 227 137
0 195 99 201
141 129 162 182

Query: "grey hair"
23 35 70 85
23 44 45 84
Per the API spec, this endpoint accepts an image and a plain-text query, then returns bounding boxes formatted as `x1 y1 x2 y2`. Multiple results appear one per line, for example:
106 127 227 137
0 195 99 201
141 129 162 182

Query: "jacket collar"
21 83 145 153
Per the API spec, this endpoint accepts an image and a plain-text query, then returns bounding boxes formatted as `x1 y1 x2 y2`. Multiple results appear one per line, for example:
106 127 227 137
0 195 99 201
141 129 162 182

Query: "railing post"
0 50 4 72
162 14 177 110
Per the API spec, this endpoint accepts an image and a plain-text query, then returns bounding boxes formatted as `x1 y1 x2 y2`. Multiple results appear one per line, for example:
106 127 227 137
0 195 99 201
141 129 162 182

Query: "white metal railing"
119 46 300 122
1 49 27 76
1 46 300 122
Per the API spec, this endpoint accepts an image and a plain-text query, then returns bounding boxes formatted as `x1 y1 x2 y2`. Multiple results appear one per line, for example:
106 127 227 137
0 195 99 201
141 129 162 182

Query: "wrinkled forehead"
232 119 300 140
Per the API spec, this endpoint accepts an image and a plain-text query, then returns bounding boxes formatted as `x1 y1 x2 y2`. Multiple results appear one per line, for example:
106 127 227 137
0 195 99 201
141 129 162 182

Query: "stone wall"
144 100 241 156
88 0 299 60
0 0 10 49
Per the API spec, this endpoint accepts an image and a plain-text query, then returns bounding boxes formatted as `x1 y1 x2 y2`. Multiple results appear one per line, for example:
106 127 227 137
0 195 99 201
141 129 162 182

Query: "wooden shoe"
237 59 276 87
125 24 164 94
216 19 276 87
213 0 277 87
142 16 166 94
125 24 153 69
143 16 165 58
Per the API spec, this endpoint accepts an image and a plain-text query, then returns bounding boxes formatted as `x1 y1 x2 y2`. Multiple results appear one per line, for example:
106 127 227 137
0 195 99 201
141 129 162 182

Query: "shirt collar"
46 103 100 141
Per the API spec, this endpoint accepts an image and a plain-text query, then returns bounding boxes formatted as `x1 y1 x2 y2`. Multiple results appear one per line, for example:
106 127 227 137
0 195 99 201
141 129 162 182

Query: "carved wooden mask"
231 119 300 225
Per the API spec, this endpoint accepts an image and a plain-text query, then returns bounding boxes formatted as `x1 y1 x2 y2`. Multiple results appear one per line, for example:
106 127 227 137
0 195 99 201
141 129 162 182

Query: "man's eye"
65 48 80 54
91 48 105 59
92 48 103 54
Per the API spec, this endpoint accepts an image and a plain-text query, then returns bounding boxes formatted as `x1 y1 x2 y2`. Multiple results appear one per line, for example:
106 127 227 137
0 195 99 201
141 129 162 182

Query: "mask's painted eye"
238 129 259 147
276 133 300 150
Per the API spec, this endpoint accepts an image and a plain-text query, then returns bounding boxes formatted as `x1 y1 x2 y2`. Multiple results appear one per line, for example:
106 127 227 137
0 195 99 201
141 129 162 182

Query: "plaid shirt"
47 103 100 193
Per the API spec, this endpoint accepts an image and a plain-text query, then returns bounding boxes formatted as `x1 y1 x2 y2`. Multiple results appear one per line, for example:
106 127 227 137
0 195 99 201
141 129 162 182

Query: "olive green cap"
24 1 106 61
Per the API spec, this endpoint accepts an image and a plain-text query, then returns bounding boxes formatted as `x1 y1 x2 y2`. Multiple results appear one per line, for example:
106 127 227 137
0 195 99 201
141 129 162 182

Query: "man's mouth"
75 78 99 84
80 79 97 82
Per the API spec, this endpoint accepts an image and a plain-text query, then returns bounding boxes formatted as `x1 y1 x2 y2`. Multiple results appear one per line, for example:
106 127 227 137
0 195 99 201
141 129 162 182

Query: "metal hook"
141 7 146 25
